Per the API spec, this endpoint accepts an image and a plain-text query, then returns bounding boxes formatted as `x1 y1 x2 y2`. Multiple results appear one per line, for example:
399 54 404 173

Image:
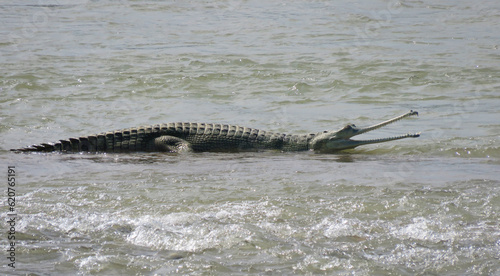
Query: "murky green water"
1 0 499 275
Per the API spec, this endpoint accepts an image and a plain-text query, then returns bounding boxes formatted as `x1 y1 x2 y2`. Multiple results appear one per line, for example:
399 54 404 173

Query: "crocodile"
11 110 420 153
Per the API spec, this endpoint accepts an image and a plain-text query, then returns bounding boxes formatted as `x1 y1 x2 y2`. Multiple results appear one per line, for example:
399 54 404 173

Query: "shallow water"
1 0 499 275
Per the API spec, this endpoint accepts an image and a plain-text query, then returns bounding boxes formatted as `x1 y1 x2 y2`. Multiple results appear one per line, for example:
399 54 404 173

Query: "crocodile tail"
10 126 155 153
11 142 58 152
12 124 181 153
11 134 107 153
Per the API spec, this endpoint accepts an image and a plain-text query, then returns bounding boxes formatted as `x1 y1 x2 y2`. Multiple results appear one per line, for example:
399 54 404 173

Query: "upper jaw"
334 110 420 149
353 110 419 137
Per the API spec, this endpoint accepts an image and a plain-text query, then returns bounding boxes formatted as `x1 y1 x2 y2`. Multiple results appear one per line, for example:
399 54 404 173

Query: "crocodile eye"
351 124 356 128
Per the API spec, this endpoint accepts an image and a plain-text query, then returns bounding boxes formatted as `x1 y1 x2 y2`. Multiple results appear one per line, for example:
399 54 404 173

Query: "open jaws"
345 110 420 147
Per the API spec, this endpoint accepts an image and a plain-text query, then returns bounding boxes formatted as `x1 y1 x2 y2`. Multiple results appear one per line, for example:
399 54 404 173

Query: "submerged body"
12 111 420 153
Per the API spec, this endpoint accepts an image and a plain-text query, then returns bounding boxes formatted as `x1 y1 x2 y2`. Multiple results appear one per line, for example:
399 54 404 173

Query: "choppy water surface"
1 0 499 275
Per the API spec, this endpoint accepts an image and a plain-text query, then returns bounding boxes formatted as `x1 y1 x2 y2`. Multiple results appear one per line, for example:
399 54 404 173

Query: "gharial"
11 110 420 154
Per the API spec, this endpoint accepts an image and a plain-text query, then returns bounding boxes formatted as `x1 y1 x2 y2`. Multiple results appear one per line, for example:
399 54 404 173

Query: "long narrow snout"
347 110 420 147
310 110 421 152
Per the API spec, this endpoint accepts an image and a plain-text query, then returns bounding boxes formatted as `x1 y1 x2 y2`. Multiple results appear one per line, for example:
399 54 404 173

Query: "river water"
1 0 499 275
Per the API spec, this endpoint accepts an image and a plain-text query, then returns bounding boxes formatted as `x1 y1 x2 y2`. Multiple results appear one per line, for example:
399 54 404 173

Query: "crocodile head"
310 110 420 153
